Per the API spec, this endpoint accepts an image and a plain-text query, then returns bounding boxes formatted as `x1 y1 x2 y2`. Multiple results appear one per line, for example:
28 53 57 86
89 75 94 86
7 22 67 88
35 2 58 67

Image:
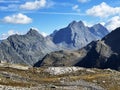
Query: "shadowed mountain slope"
38 27 120 71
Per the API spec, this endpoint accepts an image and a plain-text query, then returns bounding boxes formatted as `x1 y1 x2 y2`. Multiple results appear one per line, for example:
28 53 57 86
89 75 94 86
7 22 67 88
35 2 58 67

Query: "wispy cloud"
0 0 20 3
78 0 90 3
72 5 80 12
0 4 19 11
36 12 86 16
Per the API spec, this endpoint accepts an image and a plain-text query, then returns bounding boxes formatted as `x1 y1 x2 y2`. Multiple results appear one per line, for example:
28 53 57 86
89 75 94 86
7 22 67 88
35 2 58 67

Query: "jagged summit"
94 23 103 26
89 23 109 38
68 20 77 27
68 20 85 28
78 20 85 26
26 28 42 37
27 28 38 34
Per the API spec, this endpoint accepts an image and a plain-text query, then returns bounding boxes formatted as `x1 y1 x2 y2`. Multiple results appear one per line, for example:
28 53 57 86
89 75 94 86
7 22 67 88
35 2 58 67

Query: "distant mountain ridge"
50 21 109 50
0 20 109 66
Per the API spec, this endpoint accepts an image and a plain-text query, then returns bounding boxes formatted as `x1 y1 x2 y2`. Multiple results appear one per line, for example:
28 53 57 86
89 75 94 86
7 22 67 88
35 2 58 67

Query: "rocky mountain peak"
68 20 77 27
26 28 42 37
89 23 109 39
92 23 106 29
78 20 85 25
68 20 85 28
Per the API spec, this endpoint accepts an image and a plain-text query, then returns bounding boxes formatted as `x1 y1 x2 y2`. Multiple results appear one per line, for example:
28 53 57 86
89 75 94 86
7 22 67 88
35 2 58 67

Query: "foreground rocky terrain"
0 63 120 90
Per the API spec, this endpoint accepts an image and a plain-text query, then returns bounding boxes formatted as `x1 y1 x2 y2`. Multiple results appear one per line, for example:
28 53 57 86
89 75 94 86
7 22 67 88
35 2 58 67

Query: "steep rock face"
75 27 120 70
89 23 109 39
75 41 112 68
102 27 120 53
50 21 108 50
80 27 120 70
38 27 120 70
0 29 58 66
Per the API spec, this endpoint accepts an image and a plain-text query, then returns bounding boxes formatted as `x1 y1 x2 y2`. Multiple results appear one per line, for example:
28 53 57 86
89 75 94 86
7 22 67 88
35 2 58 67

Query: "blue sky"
0 0 120 39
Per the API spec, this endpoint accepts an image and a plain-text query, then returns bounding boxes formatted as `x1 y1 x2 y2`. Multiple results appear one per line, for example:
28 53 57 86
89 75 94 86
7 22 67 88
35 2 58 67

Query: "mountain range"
38 27 120 71
0 21 109 67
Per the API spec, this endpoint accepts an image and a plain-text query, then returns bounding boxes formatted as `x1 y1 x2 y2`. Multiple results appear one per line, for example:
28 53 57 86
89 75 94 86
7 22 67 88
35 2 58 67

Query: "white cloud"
20 0 46 10
3 13 32 24
72 5 80 12
41 32 48 37
105 16 120 31
83 21 93 27
78 0 90 3
100 22 105 26
1 30 20 40
86 2 120 18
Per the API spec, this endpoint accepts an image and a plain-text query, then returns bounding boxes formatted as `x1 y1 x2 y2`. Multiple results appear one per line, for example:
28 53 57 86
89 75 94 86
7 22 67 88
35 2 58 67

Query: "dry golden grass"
69 73 110 81
0 66 120 90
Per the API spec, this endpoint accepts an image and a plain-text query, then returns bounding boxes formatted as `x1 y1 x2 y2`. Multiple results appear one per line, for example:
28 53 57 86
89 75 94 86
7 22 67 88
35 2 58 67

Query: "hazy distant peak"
92 23 104 28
